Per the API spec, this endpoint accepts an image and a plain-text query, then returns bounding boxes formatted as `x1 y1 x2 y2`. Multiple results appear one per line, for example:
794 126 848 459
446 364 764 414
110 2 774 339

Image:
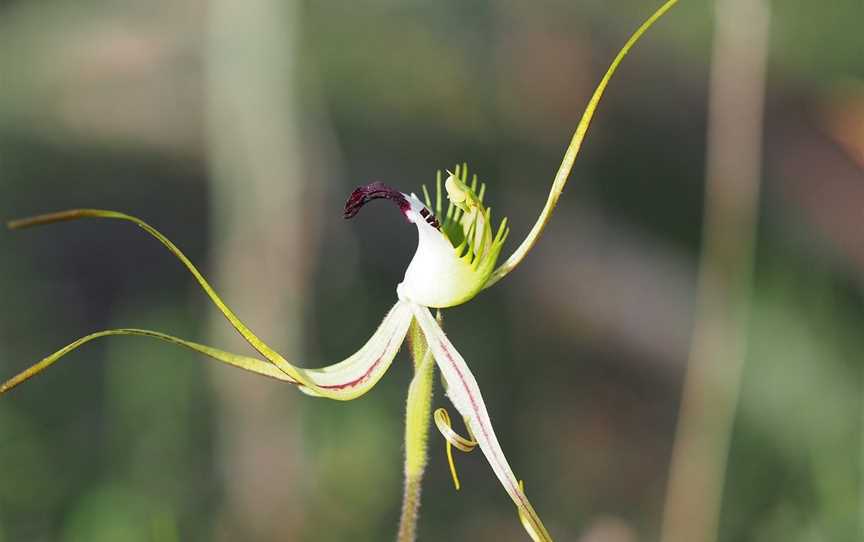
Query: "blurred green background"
1 0 862 541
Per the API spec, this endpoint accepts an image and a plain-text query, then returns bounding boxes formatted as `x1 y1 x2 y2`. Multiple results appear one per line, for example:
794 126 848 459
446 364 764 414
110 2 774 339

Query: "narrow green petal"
409 302 553 541
6 210 411 400
9 209 295 372
485 0 679 289
0 328 293 395
1 303 410 401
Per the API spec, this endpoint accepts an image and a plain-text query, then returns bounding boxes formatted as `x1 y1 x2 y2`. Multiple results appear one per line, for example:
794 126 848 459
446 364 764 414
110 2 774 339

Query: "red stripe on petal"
317 327 400 390
432 337 546 533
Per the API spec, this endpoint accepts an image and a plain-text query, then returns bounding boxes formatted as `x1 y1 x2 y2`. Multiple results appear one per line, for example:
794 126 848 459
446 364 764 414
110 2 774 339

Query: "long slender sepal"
0 302 412 400
8 209 297 372
409 302 553 541
0 328 294 395
6 210 412 400
485 0 679 288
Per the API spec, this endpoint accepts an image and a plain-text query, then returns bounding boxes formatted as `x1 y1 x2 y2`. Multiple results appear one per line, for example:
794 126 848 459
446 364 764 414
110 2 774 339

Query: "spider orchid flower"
0 2 678 540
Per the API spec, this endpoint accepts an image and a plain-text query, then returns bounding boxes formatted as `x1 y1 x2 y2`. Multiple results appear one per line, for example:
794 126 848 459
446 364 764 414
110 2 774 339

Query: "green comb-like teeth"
399 164 508 308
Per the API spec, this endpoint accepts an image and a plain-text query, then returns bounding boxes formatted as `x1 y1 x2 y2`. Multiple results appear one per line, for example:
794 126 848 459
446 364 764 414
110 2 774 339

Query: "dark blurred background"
0 0 862 541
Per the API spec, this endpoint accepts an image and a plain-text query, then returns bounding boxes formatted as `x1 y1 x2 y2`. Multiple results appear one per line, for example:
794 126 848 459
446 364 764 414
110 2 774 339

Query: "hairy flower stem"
397 317 438 542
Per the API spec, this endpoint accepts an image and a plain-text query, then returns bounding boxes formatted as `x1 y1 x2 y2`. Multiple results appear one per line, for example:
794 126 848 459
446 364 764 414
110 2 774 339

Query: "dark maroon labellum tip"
344 182 411 219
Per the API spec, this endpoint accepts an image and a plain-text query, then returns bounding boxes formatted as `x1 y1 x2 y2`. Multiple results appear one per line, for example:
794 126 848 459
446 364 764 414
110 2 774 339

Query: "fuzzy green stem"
397 317 437 542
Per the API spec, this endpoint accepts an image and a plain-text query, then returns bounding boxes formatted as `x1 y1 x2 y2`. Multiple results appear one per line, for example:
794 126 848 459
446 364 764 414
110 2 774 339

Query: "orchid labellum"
0 2 678 540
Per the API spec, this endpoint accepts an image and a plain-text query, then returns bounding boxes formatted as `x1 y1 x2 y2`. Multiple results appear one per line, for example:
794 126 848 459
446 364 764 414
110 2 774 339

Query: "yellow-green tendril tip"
434 407 478 491
486 0 680 289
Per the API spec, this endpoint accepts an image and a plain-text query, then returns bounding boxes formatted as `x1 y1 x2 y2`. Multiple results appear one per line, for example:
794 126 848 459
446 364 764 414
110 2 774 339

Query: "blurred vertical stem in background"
205 0 328 538
660 1 770 542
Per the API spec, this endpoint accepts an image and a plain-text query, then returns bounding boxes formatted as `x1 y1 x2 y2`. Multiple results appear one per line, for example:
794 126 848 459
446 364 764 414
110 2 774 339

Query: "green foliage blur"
1 1 862 541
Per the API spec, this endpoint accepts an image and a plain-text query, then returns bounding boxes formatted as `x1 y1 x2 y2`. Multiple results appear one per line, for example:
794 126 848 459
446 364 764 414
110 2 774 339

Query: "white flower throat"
344 166 509 308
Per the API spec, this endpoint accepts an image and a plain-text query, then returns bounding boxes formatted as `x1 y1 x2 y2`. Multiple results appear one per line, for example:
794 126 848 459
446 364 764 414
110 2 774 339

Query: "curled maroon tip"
343 181 410 219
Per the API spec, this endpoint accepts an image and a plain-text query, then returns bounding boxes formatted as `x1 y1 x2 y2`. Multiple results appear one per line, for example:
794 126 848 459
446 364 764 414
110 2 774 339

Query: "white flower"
344 167 507 308
1 2 681 539
0 168 553 541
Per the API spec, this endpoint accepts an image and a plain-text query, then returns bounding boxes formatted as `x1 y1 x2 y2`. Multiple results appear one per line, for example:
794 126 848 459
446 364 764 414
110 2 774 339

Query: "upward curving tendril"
486 0 680 288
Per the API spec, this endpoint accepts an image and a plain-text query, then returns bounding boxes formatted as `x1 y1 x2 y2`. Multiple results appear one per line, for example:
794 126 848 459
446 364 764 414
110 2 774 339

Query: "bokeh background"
1 0 862 541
